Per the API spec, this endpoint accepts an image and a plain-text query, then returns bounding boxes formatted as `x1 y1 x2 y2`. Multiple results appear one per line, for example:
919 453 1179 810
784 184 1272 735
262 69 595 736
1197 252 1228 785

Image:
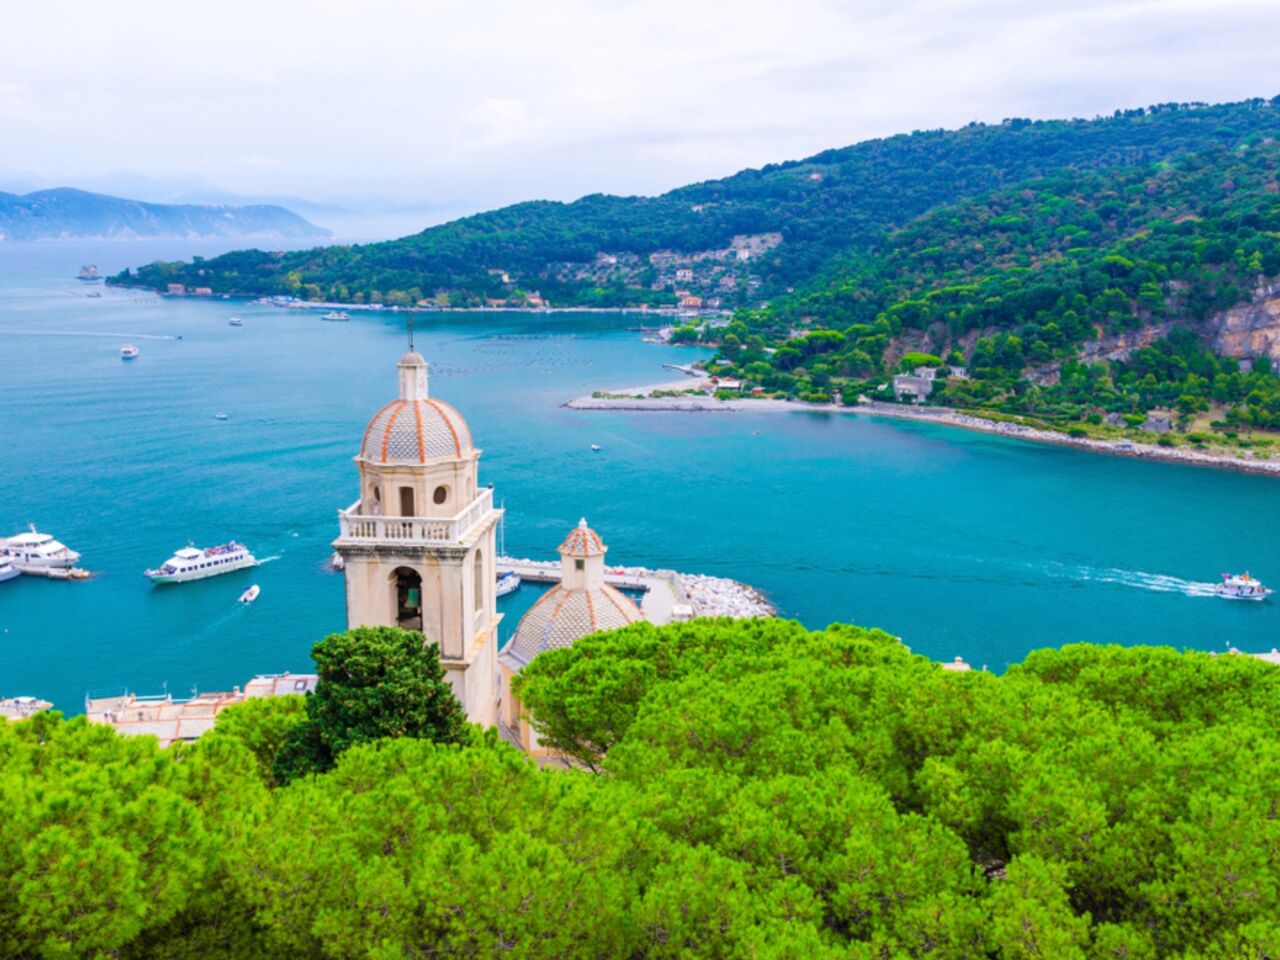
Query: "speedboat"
239 584 261 604
229 317 244 326
320 311 350 322
120 344 139 359
1216 572 1271 601
214 413 229 421
1 527 81 571
590 444 602 452
0 558 19 583
145 541 257 584
496 571 521 597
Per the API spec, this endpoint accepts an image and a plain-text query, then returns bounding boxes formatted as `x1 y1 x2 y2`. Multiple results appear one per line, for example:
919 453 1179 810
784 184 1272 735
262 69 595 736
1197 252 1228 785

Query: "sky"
3 0 1280 234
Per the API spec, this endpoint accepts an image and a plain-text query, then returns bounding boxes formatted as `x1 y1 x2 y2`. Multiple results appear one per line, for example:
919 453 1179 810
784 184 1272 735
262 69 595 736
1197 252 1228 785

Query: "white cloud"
1 0 1278 221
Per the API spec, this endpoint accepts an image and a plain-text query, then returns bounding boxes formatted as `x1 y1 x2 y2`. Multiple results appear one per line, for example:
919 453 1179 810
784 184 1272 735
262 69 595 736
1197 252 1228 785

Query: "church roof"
499 582 642 670
359 398 474 464
558 519 605 557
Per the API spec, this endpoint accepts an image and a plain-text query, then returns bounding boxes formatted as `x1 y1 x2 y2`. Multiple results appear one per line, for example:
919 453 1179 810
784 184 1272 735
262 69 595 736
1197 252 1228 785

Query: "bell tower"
332 346 502 726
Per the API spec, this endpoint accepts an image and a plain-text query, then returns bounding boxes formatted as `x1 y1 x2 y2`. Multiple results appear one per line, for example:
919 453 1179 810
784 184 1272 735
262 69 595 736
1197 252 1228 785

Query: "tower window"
433 485 449 505
399 486 415 516
575 559 584 571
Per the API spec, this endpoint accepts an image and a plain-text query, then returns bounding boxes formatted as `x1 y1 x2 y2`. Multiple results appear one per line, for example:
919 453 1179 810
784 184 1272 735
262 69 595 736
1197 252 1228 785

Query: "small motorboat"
496 571 521 597
120 344 139 359
321 311 350 321
229 317 244 326
590 444 602 452
239 584 261 604
214 413 229 421
329 552 345 571
1216 572 1271 601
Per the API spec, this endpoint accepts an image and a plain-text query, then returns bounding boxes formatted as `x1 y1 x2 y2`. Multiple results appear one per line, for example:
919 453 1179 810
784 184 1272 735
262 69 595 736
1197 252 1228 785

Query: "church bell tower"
332 346 502 725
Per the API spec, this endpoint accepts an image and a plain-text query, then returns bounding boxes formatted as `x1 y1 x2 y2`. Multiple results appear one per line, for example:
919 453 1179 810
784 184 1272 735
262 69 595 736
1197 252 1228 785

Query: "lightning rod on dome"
407 314 415 352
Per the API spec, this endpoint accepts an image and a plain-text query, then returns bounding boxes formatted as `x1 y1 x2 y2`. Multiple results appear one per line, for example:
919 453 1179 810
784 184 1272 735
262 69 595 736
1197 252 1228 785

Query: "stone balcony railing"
337 488 495 546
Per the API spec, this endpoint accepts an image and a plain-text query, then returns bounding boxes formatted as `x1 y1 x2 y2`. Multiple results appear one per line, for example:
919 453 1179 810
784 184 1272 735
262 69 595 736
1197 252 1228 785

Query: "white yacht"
1216 572 1271 601
320 311 350 322
120 344 139 359
145 542 257 584
496 571 521 597
0 557 19 583
1 528 81 572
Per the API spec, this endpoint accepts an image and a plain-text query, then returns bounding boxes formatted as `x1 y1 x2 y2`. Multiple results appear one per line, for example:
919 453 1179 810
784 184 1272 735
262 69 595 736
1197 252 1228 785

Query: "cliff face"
1201 280 1280 364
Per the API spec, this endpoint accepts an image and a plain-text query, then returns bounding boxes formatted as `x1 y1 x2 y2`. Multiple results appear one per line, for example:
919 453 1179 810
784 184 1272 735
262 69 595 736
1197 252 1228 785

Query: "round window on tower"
433 485 450 505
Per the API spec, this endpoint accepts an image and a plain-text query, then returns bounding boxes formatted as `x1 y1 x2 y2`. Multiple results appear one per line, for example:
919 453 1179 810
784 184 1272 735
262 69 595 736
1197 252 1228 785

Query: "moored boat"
320 311 350 321
121 344 139 359
496 571 521 597
0 558 19 583
1 527 81 572
1215 572 1271 601
145 541 257 584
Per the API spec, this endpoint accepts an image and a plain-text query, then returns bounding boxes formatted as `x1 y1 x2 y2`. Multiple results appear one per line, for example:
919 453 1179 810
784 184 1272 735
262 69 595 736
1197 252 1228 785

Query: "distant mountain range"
0 188 329 242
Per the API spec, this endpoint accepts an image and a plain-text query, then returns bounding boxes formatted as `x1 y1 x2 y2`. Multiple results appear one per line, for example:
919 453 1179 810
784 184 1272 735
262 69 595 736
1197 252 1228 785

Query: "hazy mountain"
0 187 330 242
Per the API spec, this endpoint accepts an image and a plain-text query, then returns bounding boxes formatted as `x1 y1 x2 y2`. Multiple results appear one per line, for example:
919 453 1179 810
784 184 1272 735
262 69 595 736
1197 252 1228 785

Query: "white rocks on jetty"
676 571 774 618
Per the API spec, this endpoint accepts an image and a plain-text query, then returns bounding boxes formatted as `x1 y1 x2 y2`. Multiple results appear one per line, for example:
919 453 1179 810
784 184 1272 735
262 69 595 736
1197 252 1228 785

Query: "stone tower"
332 349 502 725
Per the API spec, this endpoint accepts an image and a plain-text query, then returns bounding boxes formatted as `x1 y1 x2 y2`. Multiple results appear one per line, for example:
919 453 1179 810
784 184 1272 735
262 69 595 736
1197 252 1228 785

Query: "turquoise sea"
2 242 1279 712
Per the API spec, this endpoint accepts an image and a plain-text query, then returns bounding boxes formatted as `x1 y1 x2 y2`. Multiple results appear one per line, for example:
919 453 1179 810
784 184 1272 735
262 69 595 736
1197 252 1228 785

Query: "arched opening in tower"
392 566 424 632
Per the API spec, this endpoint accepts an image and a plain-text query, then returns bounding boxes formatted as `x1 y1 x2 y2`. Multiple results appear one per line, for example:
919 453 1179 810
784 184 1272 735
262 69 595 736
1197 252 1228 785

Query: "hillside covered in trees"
113 98 1280 310
4 618 1280 958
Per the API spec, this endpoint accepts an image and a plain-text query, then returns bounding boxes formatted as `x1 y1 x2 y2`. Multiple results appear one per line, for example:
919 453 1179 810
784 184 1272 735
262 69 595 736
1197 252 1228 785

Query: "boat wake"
1054 564 1219 598
256 555 282 565
0 328 178 341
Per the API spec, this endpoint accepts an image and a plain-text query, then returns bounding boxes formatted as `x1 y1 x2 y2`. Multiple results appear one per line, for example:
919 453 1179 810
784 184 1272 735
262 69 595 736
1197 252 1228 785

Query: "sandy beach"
567 391 1280 477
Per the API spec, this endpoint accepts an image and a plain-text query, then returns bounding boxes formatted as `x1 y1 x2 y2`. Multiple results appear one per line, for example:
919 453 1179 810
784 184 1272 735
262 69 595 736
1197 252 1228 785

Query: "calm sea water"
2 242 1278 711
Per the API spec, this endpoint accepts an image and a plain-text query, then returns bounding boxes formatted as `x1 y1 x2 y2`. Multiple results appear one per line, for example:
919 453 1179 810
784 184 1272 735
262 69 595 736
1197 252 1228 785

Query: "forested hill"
0 188 329 242
113 97 1280 307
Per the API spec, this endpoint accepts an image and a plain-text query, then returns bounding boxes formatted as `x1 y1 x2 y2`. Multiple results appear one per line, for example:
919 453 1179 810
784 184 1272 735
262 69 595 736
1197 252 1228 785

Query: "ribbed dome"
500 583 642 669
358 350 475 464
360 398 474 464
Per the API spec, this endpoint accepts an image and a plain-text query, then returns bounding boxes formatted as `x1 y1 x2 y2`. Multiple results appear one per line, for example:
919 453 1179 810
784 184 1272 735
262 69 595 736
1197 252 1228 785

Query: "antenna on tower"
407 314 415 352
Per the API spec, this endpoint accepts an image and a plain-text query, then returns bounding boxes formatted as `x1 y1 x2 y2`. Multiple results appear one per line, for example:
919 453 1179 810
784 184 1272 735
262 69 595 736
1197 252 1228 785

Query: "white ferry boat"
145 542 257 584
121 344 139 359
1 528 81 571
1216 572 1271 601
320 311 350 322
496 571 521 597
0 558 19 583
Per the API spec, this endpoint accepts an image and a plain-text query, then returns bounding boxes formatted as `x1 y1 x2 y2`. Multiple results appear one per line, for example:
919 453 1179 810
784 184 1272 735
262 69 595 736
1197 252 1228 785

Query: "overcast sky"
3 0 1279 217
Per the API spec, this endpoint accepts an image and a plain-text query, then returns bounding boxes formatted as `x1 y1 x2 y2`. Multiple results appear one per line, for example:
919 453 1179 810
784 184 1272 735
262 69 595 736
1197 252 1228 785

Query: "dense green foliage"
5 618 1280 957
273 626 467 783
114 99 1280 310
709 141 1280 430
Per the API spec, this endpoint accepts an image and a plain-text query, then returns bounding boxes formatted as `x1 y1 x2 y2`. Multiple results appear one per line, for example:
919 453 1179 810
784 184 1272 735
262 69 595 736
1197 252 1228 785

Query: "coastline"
566 392 1280 477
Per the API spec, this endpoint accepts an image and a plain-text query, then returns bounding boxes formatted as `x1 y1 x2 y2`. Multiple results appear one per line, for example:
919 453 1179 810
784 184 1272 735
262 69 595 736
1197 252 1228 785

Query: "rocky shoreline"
566 392 1280 477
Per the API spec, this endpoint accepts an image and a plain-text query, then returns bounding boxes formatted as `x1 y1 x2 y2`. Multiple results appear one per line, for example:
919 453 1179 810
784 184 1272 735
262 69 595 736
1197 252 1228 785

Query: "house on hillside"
166 283 185 295
675 268 694 282
892 373 935 403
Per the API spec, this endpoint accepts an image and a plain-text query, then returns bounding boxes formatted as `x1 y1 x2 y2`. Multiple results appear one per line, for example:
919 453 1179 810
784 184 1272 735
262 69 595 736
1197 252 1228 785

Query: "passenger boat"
496 571 521 597
239 584 261 604
229 317 244 326
1215 572 1271 601
120 344 139 359
320 311 350 321
0 557 19 583
1 527 81 571
145 542 257 584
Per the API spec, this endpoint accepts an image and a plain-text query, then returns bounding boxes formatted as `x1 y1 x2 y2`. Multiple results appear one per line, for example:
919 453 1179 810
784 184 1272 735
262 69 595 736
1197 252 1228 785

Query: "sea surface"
2 242 1279 712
